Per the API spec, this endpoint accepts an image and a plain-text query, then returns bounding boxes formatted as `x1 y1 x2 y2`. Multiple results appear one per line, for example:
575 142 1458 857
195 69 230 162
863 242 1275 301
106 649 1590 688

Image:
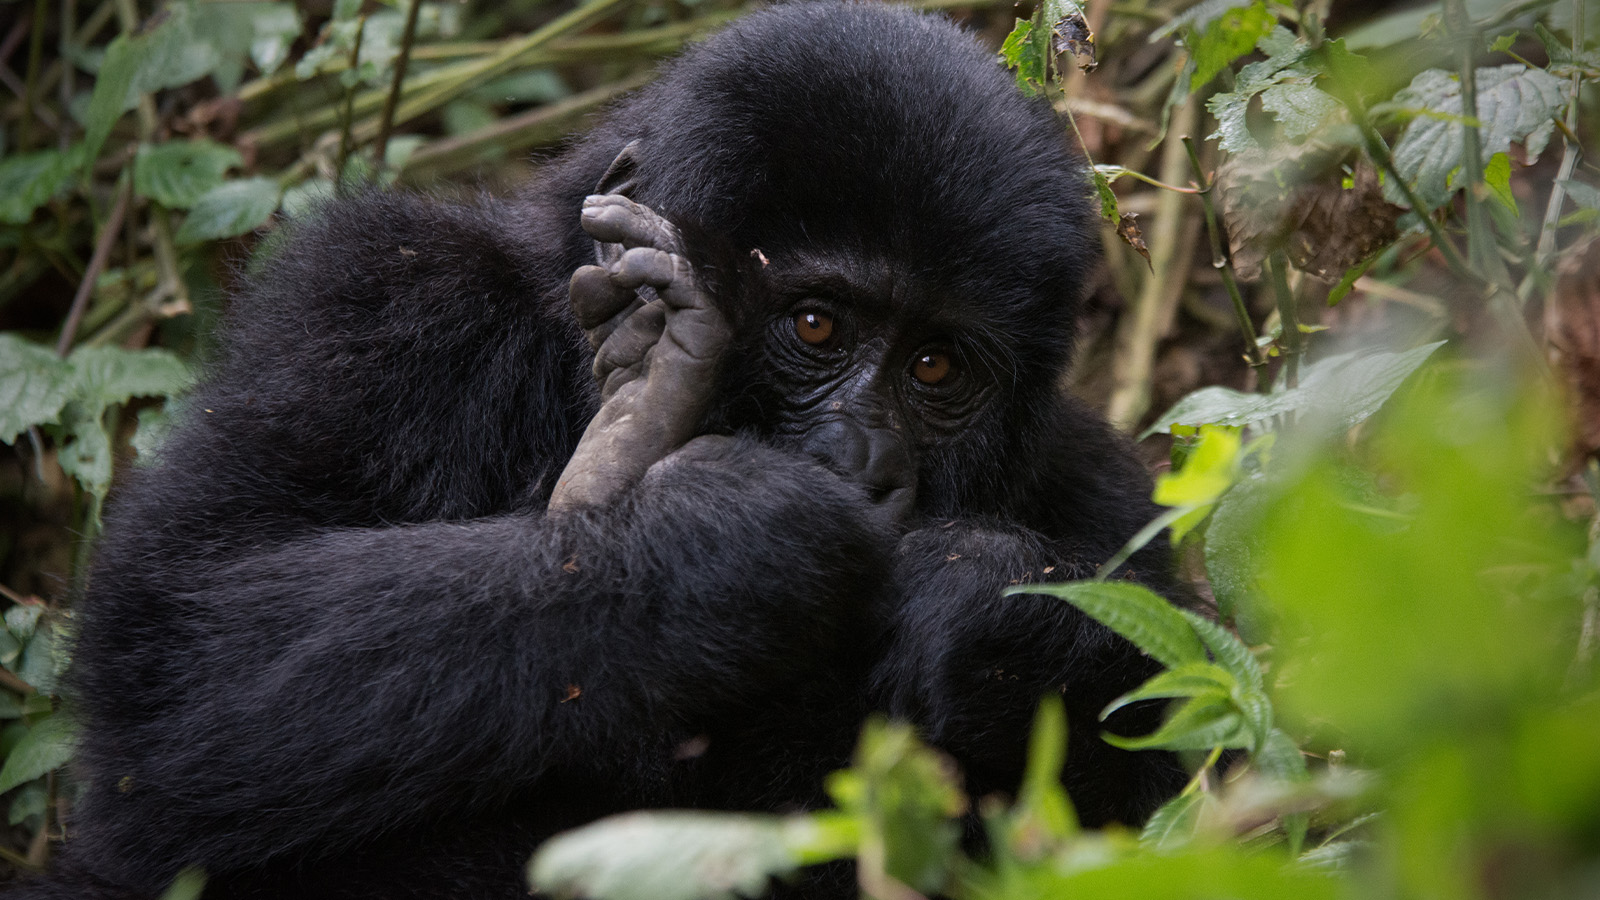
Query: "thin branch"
57 175 133 356
1182 136 1265 371
374 0 424 176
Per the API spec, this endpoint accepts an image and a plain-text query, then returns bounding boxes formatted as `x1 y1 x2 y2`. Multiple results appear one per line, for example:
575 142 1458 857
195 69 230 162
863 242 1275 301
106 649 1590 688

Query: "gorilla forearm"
72 439 889 884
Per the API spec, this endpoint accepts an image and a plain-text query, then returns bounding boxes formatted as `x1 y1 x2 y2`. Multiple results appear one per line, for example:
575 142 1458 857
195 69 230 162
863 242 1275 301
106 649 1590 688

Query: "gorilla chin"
12 3 1187 898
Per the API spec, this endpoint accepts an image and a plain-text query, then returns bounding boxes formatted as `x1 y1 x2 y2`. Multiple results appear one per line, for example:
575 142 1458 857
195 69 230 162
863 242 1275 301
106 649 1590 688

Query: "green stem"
335 15 367 190
1182 137 1264 372
1268 251 1302 390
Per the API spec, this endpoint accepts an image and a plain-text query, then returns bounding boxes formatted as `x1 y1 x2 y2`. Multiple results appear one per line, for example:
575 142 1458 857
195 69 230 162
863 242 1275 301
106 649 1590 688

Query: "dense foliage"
1 0 1597 897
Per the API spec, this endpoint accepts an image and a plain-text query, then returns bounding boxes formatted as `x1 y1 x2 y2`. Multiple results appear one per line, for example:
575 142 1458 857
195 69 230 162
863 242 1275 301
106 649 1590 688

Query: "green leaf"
174 177 281 244
56 403 114 499
1090 167 1119 222
1103 662 1235 718
1021 581 1205 670
1139 790 1209 849
1153 425 1242 543
828 720 964 893
159 868 208 900
1000 19 1045 94
132 404 177 463
1558 178 1600 211
83 33 146 163
67 345 193 410
0 148 83 225
134 140 243 209
7 781 48 826
1386 65 1571 210
1144 341 1446 436
1105 694 1252 751
1180 610 1264 693
1482 151 1516 213
16 622 65 696
3 605 41 644
0 711 76 794
1252 728 1308 781
528 812 812 900
0 335 72 445
1008 696 1078 847
1188 2 1277 92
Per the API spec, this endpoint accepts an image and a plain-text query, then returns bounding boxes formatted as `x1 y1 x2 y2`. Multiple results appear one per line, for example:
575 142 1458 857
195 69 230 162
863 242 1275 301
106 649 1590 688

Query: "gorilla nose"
800 418 916 505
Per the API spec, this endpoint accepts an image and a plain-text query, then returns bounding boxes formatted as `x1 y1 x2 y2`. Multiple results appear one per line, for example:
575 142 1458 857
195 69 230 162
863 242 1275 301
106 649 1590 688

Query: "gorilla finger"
595 302 666 371
570 265 638 331
612 246 682 290
581 195 686 254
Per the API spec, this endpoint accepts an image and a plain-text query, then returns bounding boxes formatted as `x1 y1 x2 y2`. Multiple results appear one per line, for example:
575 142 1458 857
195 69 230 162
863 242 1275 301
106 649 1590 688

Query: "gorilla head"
548 2 1100 523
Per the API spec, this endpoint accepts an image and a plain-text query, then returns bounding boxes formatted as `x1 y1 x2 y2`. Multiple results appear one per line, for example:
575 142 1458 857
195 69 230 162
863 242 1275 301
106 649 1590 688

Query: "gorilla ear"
596 140 643 196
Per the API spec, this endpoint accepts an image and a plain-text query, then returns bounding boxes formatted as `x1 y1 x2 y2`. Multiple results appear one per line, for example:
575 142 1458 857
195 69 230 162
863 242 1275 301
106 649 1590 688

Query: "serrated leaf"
0 335 73 444
1387 65 1571 210
0 711 76 794
1181 610 1264 692
1144 341 1445 436
528 812 810 900
1103 662 1235 718
174 177 281 244
0 149 83 225
1020 581 1204 670
134 140 243 209
1189 2 1277 92
1105 694 1253 751
66 344 193 409
56 404 114 499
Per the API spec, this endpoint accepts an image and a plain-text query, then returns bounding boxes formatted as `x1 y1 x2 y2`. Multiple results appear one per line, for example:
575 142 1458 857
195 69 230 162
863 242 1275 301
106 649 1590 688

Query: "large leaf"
1144 341 1445 436
134 140 243 209
174 178 281 244
528 812 813 900
0 335 72 444
82 33 145 163
67 344 193 409
1386 65 1571 210
0 711 76 794
1020 581 1205 670
0 149 83 225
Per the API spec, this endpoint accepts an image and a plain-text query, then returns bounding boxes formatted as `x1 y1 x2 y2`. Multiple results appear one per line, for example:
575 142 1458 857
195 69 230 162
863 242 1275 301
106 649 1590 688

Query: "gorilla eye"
794 312 835 346
911 351 954 386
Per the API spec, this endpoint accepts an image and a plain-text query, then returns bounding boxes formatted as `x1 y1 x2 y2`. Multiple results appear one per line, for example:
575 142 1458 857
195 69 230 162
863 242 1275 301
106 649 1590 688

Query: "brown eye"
912 351 953 385
795 312 834 345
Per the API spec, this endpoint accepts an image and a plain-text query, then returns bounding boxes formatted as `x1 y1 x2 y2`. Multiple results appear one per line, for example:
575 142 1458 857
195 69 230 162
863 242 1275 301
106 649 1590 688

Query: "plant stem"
1268 251 1303 390
1533 0 1586 269
335 16 367 190
375 0 424 178
1182 137 1265 372
57 174 132 356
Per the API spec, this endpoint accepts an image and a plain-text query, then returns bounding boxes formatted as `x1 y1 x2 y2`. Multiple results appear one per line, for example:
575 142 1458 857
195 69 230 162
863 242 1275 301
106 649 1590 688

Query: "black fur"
9 4 1184 898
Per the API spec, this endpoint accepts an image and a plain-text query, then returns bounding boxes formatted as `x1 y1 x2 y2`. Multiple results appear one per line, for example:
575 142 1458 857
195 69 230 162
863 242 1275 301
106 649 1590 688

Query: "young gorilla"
15 3 1186 898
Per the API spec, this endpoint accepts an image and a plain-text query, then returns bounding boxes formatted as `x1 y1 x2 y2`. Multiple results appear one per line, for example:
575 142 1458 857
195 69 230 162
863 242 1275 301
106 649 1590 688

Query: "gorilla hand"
549 195 732 510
